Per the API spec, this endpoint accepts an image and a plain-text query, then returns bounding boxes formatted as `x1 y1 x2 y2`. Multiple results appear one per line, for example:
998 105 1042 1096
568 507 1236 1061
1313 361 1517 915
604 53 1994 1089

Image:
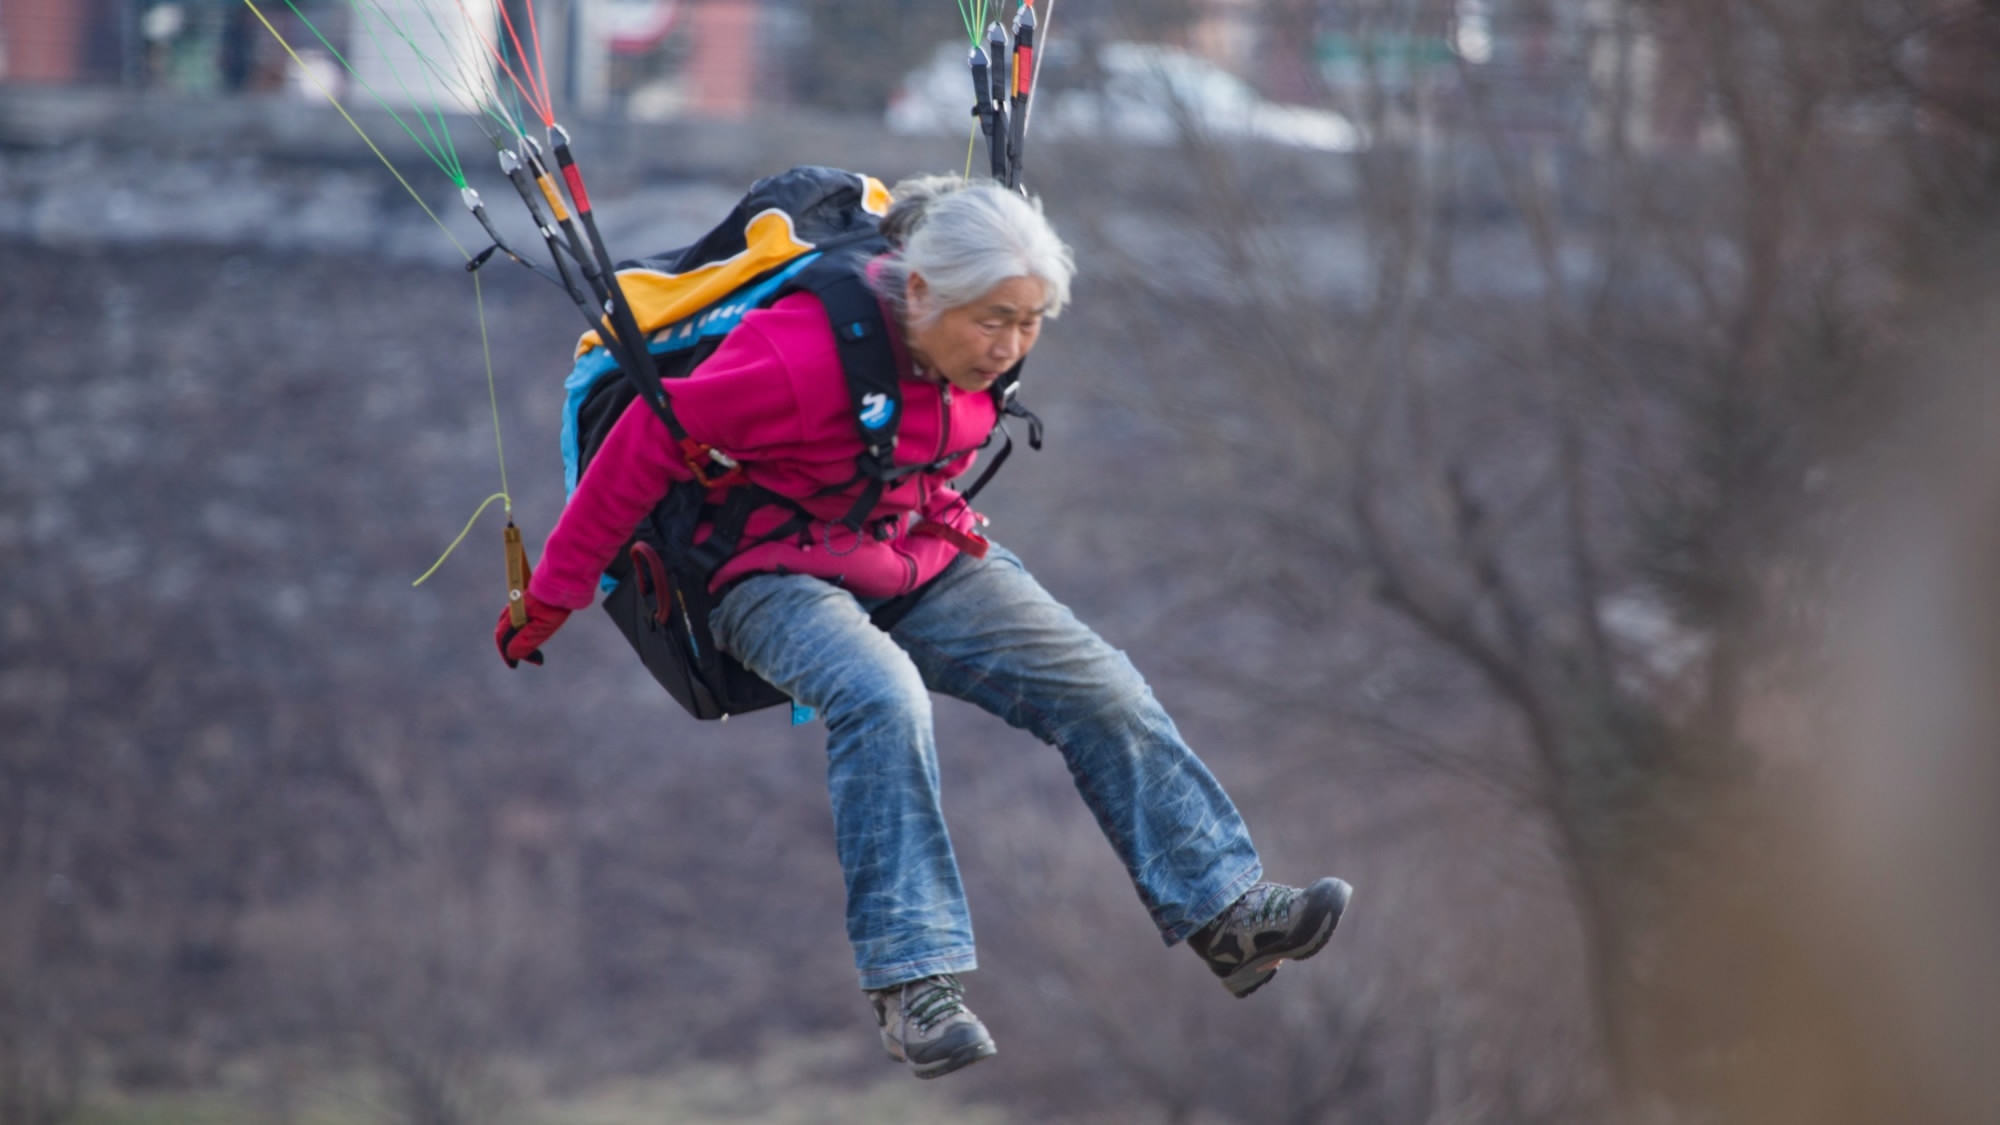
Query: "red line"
451 0 549 125
494 0 553 123
523 0 553 122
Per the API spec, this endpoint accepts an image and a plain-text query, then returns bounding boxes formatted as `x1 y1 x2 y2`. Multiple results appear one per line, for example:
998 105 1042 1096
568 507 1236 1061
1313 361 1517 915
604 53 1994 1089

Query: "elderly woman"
497 176 1351 1079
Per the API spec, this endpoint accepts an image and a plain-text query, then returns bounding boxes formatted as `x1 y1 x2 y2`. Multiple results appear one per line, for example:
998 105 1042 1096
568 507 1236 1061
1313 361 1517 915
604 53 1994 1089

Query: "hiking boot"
865 973 997 1079
1187 877 1352 998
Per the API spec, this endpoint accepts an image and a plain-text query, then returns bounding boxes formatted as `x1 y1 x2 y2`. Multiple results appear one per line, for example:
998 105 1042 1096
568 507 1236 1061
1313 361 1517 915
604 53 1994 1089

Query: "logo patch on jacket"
859 392 895 430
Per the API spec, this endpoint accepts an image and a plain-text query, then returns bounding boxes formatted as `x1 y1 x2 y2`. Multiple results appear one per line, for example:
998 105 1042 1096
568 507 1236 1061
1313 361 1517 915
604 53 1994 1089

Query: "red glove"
495 590 571 669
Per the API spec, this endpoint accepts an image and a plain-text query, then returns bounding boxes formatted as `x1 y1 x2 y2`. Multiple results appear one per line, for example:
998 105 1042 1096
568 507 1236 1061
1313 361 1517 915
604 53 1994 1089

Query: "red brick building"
1 0 88 83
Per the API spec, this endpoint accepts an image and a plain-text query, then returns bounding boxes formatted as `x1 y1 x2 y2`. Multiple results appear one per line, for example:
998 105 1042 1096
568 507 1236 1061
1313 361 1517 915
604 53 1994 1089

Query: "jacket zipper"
915 384 953 524
935 385 953 465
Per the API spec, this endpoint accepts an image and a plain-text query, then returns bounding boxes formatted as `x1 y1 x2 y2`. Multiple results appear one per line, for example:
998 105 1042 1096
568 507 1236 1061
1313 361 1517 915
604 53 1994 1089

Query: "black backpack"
559 167 1040 720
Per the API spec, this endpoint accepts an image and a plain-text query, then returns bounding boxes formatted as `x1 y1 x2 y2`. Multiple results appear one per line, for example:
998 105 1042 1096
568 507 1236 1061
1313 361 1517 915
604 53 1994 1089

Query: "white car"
885 39 1363 153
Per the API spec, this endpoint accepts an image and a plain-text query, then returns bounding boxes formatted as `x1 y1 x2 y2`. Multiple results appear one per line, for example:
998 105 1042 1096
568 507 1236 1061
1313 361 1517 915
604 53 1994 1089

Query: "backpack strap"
685 483 819 580
952 362 1040 504
770 247 1045 535
785 253 908 533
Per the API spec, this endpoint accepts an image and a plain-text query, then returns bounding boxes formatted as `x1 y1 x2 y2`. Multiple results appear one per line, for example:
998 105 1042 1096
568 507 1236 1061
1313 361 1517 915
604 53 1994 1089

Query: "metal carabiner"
820 520 865 557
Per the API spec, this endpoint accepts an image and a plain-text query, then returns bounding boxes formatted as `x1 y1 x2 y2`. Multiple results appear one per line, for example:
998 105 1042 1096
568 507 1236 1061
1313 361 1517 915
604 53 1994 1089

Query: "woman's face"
903 274 1048 394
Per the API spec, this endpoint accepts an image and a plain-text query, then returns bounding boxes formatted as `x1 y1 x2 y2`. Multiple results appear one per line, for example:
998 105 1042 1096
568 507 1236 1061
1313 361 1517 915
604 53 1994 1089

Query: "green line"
504 81 531 144
359 0 471 184
403 0 525 143
958 0 990 44
411 271 516 587
247 0 517 601
349 0 464 184
363 0 481 183
408 24 467 182
411 492 509 587
475 269 510 509
433 85 464 180
277 0 464 186
243 0 469 258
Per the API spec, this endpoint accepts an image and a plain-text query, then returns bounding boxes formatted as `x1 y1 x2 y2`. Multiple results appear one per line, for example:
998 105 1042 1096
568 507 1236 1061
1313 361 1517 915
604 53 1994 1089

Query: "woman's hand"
495 590 571 668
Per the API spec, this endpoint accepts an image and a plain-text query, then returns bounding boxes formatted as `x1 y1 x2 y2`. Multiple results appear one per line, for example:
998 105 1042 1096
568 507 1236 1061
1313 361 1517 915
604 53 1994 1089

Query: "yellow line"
244 0 521 590
413 492 510 587
475 269 510 507
241 0 470 261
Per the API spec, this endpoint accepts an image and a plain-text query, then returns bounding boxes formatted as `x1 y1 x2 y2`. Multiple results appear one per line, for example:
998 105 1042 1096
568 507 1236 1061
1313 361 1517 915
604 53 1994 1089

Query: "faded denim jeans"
710 543 1263 991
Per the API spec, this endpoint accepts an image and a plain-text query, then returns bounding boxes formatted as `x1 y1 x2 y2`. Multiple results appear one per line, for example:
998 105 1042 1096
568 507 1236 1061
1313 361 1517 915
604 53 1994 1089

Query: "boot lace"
904 974 969 1034
1240 884 1297 929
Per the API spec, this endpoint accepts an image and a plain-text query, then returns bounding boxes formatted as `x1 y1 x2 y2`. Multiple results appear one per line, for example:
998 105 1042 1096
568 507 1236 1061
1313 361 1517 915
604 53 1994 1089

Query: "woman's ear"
904 272 930 317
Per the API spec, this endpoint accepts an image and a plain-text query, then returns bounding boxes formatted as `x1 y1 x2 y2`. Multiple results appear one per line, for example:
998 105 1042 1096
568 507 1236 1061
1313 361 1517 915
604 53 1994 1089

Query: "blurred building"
0 0 759 114
1 0 130 84
1 0 86 82
0 0 1782 152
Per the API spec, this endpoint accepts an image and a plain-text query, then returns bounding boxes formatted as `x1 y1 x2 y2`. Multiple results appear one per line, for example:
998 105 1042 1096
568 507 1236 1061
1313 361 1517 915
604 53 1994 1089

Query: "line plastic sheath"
466 192 564 287
551 132 663 426
561 162 592 214
500 152 660 423
524 142 601 299
534 170 572 222
987 23 1010 180
1008 4 1033 188
503 156 597 315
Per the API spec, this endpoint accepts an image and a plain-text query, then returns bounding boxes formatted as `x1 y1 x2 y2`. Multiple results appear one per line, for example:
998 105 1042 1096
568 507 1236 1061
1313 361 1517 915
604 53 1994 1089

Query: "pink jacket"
528 291 997 610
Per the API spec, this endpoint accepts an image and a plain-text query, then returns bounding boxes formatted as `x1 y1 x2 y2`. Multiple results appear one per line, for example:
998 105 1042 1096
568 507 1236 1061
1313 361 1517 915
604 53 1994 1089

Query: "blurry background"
5 0 2000 1123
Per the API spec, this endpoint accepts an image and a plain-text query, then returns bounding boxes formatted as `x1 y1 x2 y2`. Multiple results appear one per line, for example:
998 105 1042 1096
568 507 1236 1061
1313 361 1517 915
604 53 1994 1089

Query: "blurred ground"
0 118 1581 1120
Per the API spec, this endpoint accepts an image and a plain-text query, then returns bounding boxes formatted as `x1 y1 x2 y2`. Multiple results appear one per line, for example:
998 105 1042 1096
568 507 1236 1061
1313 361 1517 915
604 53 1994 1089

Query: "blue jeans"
710 544 1263 991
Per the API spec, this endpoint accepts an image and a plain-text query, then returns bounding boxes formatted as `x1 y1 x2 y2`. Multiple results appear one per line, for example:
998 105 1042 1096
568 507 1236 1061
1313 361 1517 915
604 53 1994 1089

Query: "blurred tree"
1035 0 1989 1116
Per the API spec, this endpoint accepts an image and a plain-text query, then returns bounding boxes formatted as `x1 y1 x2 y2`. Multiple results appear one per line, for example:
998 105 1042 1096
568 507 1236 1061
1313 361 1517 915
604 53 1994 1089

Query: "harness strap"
801 263 902 475
959 398 1043 504
833 476 888 535
648 254 1042 592
686 482 820 581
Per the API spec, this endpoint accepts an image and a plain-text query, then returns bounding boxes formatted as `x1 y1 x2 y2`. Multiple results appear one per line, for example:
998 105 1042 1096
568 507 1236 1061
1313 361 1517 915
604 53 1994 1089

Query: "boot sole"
912 1036 998 1079
1225 877 1352 999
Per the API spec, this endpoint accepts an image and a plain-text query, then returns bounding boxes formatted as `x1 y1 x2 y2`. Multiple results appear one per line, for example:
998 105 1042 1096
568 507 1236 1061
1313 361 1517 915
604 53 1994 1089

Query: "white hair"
869 175 1075 327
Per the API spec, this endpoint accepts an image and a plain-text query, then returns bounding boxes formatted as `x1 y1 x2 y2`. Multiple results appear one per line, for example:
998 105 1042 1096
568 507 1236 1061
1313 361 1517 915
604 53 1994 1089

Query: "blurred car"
885 39 1363 153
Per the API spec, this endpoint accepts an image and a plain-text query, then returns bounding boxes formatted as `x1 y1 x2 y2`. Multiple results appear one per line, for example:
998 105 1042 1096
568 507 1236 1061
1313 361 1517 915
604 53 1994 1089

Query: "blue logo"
859 393 895 430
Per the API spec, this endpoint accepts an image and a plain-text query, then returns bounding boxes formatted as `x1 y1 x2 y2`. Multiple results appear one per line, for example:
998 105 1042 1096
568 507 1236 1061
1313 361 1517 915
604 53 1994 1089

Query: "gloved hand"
495 589 571 669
